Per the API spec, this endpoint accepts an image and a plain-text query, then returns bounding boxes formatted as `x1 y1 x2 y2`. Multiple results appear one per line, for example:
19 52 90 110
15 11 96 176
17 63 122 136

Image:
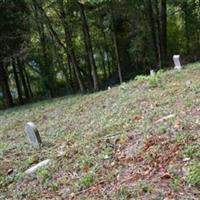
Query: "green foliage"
78 173 95 189
0 174 20 189
186 162 200 186
183 144 200 159
118 186 133 199
100 143 113 160
79 155 94 167
135 70 164 88
138 181 153 194
170 176 180 191
37 168 51 182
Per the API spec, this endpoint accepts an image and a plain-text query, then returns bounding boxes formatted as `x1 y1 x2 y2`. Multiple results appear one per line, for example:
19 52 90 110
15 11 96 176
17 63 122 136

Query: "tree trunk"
12 58 24 105
35 0 85 92
17 59 30 100
78 2 99 91
110 2 123 84
99 17 112 77
55 0 85 92
24 67 34 98
183 2 190 53
100 49 107 80
155 0 163 68
146 0 160 67
0 62 14 107
160 0 167 66
32 0 54 97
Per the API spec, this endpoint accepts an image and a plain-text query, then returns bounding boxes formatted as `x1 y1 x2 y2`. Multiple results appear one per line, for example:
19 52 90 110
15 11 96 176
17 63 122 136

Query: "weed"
37 168 50 182
0 173 20 188
175 133 195 143
135 69 164 88
170 176 180 191
79 155 94 168
138 181 153 194
186 162 200 186
78 173 95 190
118 186 133 199
100 144 114 160
47 181 60 191
183 144 200 159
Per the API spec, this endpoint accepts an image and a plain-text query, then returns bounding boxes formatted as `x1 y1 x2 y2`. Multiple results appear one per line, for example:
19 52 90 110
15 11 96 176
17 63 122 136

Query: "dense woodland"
0 0 200 108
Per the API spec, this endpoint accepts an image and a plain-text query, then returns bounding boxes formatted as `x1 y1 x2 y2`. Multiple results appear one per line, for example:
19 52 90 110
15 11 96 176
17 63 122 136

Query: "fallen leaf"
132 115 142 122
161 172 172 179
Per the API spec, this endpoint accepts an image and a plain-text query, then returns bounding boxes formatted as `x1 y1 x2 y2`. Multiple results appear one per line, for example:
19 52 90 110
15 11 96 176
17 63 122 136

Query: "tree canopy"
0 0 200 108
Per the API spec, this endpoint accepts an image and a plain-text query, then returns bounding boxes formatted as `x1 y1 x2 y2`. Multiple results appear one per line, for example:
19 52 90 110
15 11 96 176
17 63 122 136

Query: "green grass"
186 162 200 186
0 62 200 199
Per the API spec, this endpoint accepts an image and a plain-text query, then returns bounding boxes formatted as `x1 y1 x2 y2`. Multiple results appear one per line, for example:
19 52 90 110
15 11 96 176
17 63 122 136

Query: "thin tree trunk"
113 30 123 83
35 0 84 92
100 49 107 80
32 0 53 97
183 2 190 53
12 59 24 105
0 62 14 107
68 57 74 91
160 0 167 66
155 0 163 68
146 0 160 67
54 0 85 92
24 68 33 98
77 1 99 91
17 59 30 100
107 52 112 77
110 2 123 83
99 18 112 77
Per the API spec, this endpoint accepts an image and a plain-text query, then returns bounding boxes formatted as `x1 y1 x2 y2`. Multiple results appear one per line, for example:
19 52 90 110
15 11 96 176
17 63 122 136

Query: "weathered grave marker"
25 122 42 148
173 55 182 70
25 159 52 174
150 70 155 76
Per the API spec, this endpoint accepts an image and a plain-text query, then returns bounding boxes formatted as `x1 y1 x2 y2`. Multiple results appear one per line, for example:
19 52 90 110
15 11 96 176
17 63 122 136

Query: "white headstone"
173 55 182 70
150 70 155 76
25 159 52 174
25 122 42 148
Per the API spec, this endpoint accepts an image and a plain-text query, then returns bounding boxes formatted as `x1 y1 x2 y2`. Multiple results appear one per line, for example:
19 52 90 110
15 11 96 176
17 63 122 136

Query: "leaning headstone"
173 55 182 70
25 122 42 148
25 159 52 174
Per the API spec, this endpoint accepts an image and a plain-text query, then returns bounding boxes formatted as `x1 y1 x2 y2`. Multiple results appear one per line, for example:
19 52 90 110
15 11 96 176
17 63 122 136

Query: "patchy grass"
0 63 200 199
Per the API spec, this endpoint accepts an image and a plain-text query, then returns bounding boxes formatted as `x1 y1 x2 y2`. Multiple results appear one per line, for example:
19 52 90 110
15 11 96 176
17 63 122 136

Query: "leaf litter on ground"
0 63 200 199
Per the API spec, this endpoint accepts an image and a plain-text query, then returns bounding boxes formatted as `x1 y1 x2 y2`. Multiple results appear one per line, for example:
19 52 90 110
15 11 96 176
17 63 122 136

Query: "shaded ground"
0 63 200 199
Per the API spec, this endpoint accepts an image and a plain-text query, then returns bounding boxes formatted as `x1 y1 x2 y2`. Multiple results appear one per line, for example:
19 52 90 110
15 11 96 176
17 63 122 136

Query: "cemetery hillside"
0 62 200 199
0 0 200 199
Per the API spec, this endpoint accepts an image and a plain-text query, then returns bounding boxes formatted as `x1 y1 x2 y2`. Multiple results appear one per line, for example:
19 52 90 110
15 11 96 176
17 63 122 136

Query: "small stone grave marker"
25 159 51 174
150 70 155 76
25 122 42 148
173 55 182 70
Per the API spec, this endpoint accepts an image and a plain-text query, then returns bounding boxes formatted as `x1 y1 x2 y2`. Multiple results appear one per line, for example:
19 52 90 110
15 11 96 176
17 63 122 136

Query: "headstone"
25 122 42 148
173 55 182 70
25 159 52 174
150 70 155 76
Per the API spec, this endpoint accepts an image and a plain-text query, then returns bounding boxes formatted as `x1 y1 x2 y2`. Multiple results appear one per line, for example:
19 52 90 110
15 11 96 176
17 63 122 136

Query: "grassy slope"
0 63 200 199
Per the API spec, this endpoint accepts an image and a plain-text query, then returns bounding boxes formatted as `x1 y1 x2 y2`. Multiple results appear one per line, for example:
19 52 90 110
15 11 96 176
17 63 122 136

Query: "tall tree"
77 1 99 91
160 0 167 66
12 58 24 104
0 62 14 107
0 0 30 107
